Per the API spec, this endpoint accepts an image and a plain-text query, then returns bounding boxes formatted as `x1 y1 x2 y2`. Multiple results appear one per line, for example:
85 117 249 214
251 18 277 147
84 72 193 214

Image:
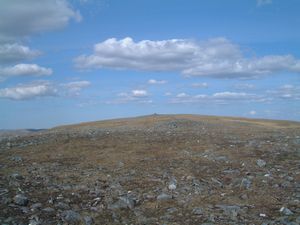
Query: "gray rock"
167 207 178 213
211 177 223 187
192 207 203 215
108 195 136 210
257 159 266 167
28 219 41 225
6 142 12 148
14 194 28 206
1 196 11 204
168 178 177 190
83 216 93 225
217 205 241 220
61 210 81 224
240 178 251 189
55 202 70 210
0 188 9 196
42 207 55 213
10 156 22 162
21 206 30 213
157 193 172 201
31 203 42 210
279 207 293 216
11 173 23 180
4 217 14 223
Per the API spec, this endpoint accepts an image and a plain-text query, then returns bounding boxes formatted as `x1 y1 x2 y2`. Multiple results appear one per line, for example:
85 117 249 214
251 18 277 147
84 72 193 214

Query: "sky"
0 0 299 129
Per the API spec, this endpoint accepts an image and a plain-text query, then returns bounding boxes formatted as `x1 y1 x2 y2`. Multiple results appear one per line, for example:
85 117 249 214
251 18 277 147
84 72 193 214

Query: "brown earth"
0 114 299 224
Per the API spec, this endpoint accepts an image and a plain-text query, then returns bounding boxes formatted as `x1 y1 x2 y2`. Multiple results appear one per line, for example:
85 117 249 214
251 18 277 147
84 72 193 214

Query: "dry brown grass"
1 114 299 224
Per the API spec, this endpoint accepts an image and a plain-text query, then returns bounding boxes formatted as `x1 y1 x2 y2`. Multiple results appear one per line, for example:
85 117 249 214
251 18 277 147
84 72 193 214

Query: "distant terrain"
0 129 45 141
0 114 299 224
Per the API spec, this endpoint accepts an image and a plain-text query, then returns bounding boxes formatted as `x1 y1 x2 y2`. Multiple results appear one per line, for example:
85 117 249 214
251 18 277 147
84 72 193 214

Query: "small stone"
31 203 42 210
108 196 135 210
256 159 266 167
55 202 70 210
28 219 41 225
211 178 223 187
240 178 251 189
42 207 55 213
240 194 248 200
10 156 22 162
0 188 9 196
21 206 30 213
157 193 172 201
259 213 267 217
279 207 293 216
168 178 177 190
11 173 23 180
14 194 29 206
83 216 93 225
217 205 241 221
167 207 178 213
192 207 203 215
61 210 81 224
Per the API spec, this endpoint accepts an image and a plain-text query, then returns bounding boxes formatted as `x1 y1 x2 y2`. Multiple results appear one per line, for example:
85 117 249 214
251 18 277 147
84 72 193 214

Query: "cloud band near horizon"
75 37 300 79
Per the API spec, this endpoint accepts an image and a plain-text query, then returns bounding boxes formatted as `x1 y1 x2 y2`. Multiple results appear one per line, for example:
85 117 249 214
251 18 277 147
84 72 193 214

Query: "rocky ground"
0 114 299 225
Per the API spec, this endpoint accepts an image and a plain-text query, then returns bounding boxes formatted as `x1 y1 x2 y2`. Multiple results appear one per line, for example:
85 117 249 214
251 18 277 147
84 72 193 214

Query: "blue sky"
0 0 299 129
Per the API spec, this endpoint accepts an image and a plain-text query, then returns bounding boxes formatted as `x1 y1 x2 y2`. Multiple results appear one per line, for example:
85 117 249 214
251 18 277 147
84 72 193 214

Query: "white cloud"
0 81 57 100
0 43 40 64
132 89 148 97
75 37 300 79
148 79 167 85
75 37 193 72
257 0 272 7
0 0 81 42
171 91 259 103
212 92 254 99
233 83 255 90
62 80 91 95
249 110 257 115
267 84 300 100
192 82 208 88
0 1 81 81
112 89 151 104
0 64 52 81
176 92 189 98
0 80 91 100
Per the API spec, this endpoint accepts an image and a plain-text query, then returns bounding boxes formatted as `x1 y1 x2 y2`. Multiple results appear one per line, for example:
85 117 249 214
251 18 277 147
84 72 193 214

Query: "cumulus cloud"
0 64 52 81
0 0 82 81
212 92 254 99
0 43 40 64
192 82 208 88
111 89 151 104
249 110 257 115
148 79 167 85
233 83 255 90
176 92 190 98
131 89 148 97
62 80 91 96
267 84 300 100
0 0 81 42
75 37 193 72
0 80 91 100
75 37 300 79
257 0 272 7
0 81 57 100
171 91 259 103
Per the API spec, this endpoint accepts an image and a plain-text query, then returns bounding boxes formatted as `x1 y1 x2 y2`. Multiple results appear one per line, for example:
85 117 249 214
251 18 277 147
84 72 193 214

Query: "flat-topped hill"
0 114 299 224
